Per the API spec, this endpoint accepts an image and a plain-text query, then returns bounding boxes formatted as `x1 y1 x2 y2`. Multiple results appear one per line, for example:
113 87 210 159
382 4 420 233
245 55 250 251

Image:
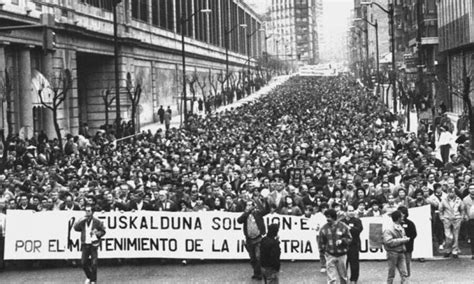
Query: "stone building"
0 0 263 139
267 0 323 66
437 0 474 114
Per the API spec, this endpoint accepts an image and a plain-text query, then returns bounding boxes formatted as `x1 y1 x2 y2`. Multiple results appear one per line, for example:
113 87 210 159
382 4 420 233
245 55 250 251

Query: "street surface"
141 75 291 133
1 258 473 283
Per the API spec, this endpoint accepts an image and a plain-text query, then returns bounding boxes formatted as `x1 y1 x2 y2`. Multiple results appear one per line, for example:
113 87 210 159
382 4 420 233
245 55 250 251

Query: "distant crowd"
0 75 473 259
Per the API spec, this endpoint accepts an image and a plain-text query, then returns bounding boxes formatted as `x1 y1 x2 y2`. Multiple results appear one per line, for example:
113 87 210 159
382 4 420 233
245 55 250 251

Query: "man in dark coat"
157 106 165 124
261 223 281 284
237 199 270 280
342 205 363 284
398 206 417 277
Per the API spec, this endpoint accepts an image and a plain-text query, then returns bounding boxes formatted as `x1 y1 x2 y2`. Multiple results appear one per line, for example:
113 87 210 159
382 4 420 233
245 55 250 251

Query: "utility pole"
414 0 424 132
113 0 122 135
389 3 397 113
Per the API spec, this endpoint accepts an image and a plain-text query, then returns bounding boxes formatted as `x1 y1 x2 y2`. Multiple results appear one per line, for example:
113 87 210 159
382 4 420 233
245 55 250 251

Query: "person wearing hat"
260 223 281 284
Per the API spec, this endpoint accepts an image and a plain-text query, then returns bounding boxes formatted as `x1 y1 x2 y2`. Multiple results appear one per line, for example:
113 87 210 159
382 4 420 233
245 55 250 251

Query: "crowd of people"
0 75 473 275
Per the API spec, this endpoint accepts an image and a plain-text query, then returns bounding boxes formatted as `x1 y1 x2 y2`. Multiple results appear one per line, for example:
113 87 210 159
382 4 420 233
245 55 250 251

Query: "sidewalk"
141 75 291 133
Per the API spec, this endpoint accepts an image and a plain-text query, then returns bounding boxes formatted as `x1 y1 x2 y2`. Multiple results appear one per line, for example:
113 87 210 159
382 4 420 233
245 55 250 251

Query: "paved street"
1 258 473 283
141 75 291 134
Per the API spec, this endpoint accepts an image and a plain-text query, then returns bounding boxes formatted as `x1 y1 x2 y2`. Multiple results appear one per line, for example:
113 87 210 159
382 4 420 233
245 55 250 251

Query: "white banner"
4 206 432 260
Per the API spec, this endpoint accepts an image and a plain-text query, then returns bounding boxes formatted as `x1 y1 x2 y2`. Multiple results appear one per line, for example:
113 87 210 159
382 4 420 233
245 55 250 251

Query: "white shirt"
0 212 5 236
84 220 92 244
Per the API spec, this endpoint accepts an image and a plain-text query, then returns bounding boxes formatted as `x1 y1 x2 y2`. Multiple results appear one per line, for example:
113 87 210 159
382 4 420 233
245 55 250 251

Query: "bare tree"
38 69 72 151
101 85 116 133
208 70 218 99
197 73 207 105
187 69 199 115
125 72 143 133
217 70 227 105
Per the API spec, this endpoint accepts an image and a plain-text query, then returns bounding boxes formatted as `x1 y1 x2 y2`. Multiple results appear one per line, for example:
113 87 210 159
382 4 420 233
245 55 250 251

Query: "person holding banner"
237 199 269 280
74 204 106 284
383 210 410 284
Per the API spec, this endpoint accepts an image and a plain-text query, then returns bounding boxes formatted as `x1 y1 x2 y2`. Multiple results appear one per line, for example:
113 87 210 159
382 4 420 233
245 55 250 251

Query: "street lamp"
225 23 247 92
181 7 212 127
355 17 379 87
112 0 122 135
360 1 397 112
245 28 264 95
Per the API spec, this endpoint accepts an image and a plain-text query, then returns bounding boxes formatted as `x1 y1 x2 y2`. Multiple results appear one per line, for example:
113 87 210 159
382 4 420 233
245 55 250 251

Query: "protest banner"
4 205 432 260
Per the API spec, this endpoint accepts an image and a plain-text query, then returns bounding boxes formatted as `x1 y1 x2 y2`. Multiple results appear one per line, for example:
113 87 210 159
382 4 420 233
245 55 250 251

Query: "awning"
31 69 54 106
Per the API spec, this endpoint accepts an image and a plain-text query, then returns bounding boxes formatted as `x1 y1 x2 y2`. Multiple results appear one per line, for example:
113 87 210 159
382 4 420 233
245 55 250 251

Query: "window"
176 0 193 37
151 0 174 31
80 0 113 11
194 0 208 42
132 0 149 22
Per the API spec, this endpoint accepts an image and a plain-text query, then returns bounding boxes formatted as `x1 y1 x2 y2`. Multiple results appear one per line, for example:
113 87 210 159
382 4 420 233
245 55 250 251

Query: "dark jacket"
237 209 267 239
401 218 417 253
261 236 281 271
342 216 363 249
59 202 81 211
74 217 106 246
127 200 154 211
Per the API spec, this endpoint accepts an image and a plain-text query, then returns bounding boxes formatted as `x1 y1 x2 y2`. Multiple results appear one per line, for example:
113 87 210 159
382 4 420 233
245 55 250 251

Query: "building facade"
350 0 440 114
437 0 474 114
0 0 263 139
267 0 322 66
399 0 438 115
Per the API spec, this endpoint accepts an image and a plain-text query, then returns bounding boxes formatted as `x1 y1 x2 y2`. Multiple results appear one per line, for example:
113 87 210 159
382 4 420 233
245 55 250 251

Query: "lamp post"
246 29 263 76
225 23 247 92
113 0 122 135
245 28 264 95
351 25 368 82
180 8 211 127
355 17 379 86
361 1 396 113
